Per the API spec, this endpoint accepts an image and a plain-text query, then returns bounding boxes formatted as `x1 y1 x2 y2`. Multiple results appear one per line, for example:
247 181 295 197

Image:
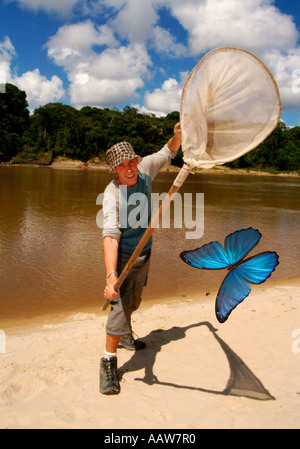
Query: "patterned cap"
106 141 142 172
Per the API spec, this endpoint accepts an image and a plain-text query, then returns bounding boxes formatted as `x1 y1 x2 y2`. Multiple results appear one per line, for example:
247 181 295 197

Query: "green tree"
4 82 299 172
0 83 30 161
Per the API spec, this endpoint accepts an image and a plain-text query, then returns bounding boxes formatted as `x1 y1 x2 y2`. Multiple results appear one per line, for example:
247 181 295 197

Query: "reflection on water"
0 166 300 319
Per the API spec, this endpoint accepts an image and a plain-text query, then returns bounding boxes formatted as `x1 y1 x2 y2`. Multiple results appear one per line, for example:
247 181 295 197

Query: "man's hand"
104 272 119 302
167 122 182 153
174 122 181 135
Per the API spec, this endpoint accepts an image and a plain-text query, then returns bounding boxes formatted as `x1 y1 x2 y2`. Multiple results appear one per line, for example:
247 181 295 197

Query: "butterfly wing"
224 227 262 264
216 251 279 323
180 227 262 269
236 251 280 284
180 241 231 269
215 269 251 323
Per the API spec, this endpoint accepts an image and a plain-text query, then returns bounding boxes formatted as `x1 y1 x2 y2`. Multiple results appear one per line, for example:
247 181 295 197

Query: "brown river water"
0 166 299 320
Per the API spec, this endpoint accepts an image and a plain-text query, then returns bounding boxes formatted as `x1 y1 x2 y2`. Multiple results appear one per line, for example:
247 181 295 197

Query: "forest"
1 83 300 172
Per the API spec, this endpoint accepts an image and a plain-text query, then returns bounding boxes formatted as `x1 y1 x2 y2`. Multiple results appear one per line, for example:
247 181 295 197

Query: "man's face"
114 158 139 187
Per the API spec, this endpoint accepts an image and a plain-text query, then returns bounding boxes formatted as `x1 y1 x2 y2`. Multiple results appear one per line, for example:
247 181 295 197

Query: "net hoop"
180 47 281 169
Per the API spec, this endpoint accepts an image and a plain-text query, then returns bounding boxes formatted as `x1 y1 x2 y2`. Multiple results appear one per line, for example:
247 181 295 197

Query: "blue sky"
0 0 300 127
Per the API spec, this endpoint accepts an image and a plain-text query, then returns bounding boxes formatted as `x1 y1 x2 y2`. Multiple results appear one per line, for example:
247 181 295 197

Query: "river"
0 166 299 320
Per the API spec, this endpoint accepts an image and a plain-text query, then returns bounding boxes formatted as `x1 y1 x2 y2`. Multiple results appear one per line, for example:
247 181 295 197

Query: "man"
100 123 181 394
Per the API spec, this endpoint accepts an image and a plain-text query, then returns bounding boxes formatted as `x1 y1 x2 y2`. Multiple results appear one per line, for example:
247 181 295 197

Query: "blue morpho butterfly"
180 227 279 323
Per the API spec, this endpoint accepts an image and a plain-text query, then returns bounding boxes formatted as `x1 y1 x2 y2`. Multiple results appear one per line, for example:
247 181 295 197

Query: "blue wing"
216 251 279 323
180 227 261 270
224 227 261 265
236 251 279 284
215 269 251 323
180 241 231 269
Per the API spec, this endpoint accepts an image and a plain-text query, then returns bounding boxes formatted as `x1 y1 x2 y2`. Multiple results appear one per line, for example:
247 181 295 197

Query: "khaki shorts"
106 249 151 336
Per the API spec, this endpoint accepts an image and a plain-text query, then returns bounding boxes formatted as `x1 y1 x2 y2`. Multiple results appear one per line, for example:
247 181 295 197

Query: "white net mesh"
180 47 281 169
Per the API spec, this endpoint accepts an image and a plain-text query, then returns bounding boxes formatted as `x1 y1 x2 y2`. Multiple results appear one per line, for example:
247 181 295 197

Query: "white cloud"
70 76 144 108
46 22 152 108
15 69 65 110
142 72 188 116
6 0 300 119
111 0 158 44
69 44 151 108
0 36 65 110
150 26 186 57
7 0 300 56
168 0 299 55
46 21 118 71
263 48 300 111
106 0 187 56
0 35 16 60
148 0 300 114
0 36 16 84
104 0 300 114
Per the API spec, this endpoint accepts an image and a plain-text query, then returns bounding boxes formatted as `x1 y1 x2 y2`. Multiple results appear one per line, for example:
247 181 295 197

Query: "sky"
0 0 300 127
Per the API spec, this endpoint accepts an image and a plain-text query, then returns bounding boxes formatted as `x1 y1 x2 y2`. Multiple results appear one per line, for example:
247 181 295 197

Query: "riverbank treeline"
1 83 300 172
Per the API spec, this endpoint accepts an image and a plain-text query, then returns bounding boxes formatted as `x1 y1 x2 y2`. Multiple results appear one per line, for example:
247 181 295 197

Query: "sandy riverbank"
0 277 299 429
1 157 299 177
50 158 300 177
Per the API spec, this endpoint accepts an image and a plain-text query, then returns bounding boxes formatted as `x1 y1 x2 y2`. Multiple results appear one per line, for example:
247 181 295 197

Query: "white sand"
0 278 299 429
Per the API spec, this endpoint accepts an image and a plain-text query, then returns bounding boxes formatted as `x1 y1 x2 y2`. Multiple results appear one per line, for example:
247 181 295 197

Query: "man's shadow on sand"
118 321 274 401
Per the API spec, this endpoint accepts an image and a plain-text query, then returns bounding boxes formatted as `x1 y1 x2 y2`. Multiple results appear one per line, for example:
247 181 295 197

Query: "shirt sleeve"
138 144 177 180
102 183 121 241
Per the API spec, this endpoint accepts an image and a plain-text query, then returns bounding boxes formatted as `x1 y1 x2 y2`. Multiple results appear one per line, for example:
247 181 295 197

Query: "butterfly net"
180 47 281 169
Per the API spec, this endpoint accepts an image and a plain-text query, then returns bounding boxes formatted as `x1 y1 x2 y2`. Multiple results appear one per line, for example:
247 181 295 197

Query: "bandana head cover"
106 141 142 172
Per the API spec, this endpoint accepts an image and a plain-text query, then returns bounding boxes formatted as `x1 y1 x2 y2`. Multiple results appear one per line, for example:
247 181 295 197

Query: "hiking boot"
119 333 146 351
100 356 120 395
